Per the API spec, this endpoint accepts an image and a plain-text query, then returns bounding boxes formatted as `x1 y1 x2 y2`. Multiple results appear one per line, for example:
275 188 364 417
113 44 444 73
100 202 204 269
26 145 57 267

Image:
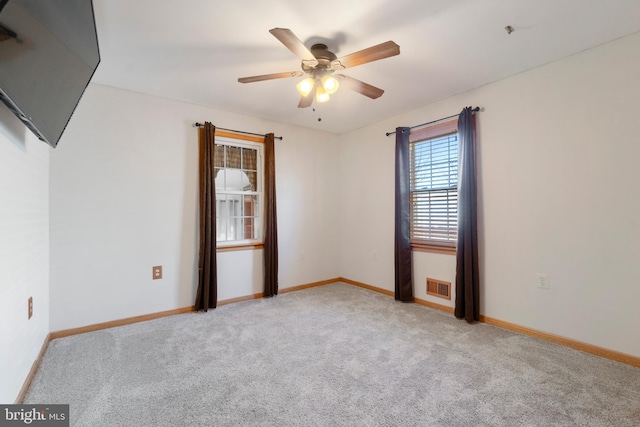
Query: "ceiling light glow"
316 86 330 103
321 75 339 95
296 77 315 97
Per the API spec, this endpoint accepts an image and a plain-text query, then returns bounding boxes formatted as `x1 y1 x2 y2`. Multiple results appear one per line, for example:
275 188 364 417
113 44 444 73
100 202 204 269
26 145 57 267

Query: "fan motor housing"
302 43 337 73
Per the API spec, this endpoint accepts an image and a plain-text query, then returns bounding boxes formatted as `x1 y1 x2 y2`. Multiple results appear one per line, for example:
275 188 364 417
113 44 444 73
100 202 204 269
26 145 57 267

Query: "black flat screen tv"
0 0 100 148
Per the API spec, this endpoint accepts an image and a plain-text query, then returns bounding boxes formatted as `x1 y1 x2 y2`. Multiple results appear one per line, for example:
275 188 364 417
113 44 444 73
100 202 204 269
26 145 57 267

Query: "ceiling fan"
238 28 400 108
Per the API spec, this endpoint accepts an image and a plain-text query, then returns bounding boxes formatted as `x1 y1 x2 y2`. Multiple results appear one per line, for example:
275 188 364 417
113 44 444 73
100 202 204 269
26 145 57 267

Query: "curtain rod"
194 123 283 141
385 106 480 137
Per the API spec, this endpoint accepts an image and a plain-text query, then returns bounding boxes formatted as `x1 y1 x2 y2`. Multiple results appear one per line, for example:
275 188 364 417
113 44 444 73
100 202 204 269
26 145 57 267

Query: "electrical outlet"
153 265 163 280
28 297 33 319
536 273 550 289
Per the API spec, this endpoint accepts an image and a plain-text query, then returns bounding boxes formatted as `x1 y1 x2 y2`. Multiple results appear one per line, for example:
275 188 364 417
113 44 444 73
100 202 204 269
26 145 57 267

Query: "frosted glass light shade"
316 86 330 103
321 75 339 94
296 77 315 97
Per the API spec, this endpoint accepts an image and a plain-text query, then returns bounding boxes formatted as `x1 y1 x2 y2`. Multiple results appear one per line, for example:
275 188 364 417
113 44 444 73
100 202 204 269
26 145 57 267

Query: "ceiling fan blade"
336 74 384 99
331 41 400 70
269 28 319 68
297 92 314 108
238 71 304 83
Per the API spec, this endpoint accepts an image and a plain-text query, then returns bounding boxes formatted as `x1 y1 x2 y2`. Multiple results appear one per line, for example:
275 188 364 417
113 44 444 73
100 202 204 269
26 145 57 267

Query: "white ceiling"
91 0 640 134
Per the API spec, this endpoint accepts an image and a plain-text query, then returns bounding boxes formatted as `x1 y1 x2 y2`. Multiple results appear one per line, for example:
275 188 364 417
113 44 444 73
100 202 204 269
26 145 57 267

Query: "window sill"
217 243 264 252
411 242 456 255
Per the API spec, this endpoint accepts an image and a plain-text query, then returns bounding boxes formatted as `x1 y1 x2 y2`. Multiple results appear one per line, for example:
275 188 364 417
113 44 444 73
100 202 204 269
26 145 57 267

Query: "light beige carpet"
25 283 640 426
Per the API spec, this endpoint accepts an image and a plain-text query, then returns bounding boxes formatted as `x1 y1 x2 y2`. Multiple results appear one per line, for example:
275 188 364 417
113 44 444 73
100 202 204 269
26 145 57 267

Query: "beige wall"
338 32 640 357
0 106 50 403
49 84 341 331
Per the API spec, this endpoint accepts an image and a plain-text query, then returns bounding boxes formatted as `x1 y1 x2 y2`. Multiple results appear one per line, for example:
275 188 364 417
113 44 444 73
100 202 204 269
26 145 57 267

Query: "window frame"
409 119 458 255
214 131 265 251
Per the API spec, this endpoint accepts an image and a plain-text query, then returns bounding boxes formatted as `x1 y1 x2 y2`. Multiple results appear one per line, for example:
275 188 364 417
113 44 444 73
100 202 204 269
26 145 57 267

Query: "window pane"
224 169 246 191
240 171 251 191
410 132 458 243
214 167 224 190
242 147 257 171
216 193 244 241
412 134 457 191
216 194 228 241
226 146 241 169
411 189 457 241
227 194 242 241
242 195 259 240
214 144 225 167
214 138 263 244
216 190 261 241
243 171 257 191
229 215 242 241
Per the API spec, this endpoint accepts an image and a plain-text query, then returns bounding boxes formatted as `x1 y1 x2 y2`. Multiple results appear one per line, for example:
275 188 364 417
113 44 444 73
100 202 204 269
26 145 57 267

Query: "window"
409 120 458 253
214 136 263 246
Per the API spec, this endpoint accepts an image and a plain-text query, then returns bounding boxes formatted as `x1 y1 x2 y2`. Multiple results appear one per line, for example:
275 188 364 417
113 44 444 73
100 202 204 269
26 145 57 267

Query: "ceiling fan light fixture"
321 75 339 95
238 29 400 108
296 77 315 97
316 86 330 103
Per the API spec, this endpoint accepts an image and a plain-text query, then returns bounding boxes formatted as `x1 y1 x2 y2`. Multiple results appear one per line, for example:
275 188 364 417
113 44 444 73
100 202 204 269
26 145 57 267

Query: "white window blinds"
409 131 458 244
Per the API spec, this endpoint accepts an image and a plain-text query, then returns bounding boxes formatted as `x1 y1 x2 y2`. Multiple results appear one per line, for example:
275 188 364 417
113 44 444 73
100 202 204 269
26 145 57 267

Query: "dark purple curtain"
263 133 279 297
394 127 413 301
195 122 217 311
455 107 480 322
